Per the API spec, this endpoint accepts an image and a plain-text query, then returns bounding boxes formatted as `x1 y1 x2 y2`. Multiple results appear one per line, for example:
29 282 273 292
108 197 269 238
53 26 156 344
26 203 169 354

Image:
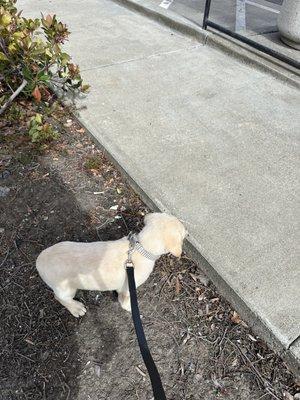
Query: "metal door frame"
202 0 300 70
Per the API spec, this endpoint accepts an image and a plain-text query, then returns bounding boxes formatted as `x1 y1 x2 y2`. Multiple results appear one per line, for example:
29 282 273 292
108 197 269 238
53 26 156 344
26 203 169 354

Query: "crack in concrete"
81 44 203 72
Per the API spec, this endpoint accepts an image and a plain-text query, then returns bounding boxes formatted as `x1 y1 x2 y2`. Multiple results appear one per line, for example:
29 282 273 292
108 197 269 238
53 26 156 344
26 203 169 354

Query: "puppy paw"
120 300 132 313
68 300 87 318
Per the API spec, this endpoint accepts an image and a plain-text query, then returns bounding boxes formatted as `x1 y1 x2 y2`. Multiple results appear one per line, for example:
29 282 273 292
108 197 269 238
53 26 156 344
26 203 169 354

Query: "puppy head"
144 213 187 257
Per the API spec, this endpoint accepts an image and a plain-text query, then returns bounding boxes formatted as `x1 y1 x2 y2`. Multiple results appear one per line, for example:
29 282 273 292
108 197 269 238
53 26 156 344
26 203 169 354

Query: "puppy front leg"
54 287 86 318
117 287 131 312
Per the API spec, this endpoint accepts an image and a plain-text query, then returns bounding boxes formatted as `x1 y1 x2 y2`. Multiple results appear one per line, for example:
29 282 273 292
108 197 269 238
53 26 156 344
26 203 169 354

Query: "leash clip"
125 260 134 269
125 231 136 269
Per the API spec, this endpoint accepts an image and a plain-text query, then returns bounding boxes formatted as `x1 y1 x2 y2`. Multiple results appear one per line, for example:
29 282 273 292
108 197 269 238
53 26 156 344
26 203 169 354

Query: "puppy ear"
165 233 182 258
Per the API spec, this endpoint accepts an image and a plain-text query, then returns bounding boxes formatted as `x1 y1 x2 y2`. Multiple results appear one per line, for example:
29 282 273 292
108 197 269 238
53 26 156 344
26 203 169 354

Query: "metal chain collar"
125 232 158 268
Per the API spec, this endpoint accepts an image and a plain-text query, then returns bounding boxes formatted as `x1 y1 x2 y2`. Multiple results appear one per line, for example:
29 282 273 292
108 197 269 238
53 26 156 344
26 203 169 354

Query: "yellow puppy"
36 213 186 317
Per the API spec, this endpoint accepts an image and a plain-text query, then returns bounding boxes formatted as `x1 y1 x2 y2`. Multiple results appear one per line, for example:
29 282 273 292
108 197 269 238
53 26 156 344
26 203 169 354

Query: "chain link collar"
125 232 158 268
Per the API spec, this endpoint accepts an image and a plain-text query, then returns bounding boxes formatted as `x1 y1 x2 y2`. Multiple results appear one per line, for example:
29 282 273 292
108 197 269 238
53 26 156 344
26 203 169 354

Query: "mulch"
0 102 299 400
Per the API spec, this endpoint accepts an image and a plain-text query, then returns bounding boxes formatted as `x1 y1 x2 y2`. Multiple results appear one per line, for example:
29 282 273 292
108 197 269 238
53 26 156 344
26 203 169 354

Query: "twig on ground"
0 79 28 116
229 339 282 399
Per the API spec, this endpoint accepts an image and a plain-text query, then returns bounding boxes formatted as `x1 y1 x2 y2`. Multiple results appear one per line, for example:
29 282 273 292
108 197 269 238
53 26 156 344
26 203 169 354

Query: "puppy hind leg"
54 287 86 318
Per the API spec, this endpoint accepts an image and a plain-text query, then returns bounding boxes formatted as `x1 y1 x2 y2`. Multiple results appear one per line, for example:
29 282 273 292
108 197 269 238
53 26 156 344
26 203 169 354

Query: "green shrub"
85 155 102 170
28 113 59 143
0 0 89 141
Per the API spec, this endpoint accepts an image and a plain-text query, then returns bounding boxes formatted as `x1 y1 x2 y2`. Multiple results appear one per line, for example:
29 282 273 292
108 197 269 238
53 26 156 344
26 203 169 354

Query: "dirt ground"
0 105 299 400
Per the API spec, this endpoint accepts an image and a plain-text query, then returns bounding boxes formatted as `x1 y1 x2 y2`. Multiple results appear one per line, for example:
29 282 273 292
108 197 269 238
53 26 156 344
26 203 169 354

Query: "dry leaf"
231 311 241 324
41 87 51 101
231 358 238 367
230 311 248 327
175 276 181 295
197 271 210 286
247 334 257 342
190 273 197 282
211 297 219 303
182 333 190 345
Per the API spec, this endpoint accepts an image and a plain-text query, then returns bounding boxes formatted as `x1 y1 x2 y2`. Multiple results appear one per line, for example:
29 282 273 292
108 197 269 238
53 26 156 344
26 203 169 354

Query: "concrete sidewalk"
21 0 300 374
140 0 300 64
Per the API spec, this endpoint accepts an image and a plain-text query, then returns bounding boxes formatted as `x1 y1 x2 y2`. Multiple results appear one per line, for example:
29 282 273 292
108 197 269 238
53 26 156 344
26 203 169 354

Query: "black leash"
125 232 167 400
126 265 167 400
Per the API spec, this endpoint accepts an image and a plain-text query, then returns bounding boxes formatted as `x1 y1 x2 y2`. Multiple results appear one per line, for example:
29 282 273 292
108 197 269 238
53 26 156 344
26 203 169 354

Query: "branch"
0 38 9 57
0 79 27 116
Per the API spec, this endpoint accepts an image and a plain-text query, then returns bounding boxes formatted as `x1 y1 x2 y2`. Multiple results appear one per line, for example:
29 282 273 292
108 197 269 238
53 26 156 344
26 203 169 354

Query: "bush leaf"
32 86 42 102
0 52 9 61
